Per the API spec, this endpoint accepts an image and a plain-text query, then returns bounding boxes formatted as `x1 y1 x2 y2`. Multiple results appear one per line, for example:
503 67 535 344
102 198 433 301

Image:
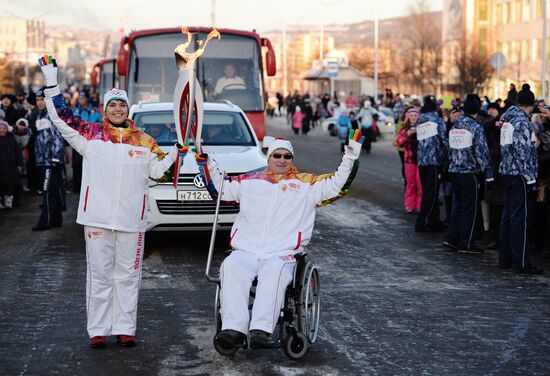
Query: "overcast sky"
2 0 443 32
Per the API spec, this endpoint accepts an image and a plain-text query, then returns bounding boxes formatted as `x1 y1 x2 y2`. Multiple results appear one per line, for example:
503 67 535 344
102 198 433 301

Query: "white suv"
129 101 267 231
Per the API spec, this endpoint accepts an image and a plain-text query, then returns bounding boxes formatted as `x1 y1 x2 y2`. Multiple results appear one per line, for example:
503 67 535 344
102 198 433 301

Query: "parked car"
129 101 267 231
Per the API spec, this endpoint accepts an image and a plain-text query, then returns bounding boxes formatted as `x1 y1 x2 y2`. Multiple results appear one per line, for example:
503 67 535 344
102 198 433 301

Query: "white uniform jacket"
45 90 177 232
205 155 359 258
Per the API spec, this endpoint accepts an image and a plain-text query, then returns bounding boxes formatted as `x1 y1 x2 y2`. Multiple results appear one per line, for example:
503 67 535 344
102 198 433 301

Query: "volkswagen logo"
193 174 205 188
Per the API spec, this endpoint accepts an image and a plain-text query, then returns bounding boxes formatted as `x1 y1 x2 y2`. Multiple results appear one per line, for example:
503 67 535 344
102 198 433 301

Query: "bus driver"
214 64 246 93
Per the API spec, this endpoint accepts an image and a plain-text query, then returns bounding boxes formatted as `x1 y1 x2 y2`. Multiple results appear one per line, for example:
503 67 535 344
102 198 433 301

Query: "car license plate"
177 190 212 201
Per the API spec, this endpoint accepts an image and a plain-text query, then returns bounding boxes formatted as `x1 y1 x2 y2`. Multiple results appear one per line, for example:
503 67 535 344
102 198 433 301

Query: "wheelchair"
204 173 320 359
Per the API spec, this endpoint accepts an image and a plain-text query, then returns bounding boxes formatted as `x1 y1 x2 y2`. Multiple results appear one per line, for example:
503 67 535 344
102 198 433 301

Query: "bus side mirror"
117 36 129 76
261 38 276 77
91 64 99 87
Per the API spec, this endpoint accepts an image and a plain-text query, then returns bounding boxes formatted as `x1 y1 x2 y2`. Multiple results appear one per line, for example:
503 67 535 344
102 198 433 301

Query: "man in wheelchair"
196 130 364 350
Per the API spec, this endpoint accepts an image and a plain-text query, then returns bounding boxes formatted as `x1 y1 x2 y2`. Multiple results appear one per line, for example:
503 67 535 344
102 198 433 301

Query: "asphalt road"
1 116 550 376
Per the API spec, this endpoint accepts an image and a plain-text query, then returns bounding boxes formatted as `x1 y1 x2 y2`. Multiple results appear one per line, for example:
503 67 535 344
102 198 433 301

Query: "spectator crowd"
0 86 101 231
270 84 550 275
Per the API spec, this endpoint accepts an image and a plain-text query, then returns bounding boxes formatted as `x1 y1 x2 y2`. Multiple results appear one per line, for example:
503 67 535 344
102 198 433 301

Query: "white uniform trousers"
84 226 145 337
220 250 295 334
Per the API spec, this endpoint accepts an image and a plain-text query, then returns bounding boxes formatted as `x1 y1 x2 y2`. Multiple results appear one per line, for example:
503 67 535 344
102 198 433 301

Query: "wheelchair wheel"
297 263 320 344
283 331 308 359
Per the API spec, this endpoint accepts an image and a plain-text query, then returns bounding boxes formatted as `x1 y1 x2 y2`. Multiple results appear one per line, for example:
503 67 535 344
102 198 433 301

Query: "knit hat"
516 83 535 106
264 136 294 157
406 108 420 117
103 88 129 111
463 94 480 115
421 96 437 113
0 120 11 132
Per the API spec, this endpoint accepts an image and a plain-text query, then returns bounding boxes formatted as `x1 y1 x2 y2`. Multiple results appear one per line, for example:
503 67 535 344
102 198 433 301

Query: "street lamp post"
373 0 379 101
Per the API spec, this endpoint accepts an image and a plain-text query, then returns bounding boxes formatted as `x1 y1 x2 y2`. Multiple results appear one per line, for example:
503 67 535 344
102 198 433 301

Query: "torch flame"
174 28 221 67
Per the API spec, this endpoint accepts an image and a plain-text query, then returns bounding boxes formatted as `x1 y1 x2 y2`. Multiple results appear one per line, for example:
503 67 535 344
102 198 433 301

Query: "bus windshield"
99 61 115 100
127 32 265 112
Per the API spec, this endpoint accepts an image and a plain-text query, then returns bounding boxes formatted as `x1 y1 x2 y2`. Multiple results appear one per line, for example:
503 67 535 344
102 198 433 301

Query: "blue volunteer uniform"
33 98 66 230
498 104 539 271
444 113 493 251
415 108 448 231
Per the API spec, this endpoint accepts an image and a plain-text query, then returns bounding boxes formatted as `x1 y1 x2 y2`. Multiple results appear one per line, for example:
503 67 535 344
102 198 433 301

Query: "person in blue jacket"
498 84 542 274
337 109 351 152
71 90 102 192
443 95 493 254
415 97 448 232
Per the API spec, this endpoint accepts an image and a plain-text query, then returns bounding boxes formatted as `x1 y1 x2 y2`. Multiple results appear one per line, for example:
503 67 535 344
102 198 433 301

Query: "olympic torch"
172 28 220 188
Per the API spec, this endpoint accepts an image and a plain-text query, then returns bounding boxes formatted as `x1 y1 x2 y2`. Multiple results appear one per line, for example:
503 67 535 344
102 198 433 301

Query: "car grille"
156 200 240 215
160 173 242 186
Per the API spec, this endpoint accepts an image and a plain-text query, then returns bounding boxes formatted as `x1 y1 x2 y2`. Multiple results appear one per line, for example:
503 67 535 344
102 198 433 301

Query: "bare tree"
452 36 493 96
399 0 443 96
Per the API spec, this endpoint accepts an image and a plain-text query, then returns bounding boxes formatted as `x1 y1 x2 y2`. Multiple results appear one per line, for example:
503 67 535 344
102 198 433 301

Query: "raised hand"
37 55 58 88
345 129 365 159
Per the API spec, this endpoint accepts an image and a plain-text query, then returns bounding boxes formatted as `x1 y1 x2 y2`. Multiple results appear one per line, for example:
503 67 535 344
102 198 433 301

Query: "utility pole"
283 24 288 96
373 0 379 101
210 0 216 27
542 0 547 101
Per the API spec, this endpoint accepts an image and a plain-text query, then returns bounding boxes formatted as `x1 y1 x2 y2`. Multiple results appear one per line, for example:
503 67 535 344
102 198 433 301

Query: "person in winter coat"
32 88 66 231
39 55 183 348
357 100 380 154
415 98 448 232
395 108 422 213
0 94 25 126
292 105 305 135
0 121 23 209
337 109 352 152
443 95 494 254
198 131 364 350
302 100 313 135
71 90 103 193
482 102 504 250
498 84 542 274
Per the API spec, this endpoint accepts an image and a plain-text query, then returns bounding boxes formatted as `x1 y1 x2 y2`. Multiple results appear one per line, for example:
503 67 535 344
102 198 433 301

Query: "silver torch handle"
205 170 226 282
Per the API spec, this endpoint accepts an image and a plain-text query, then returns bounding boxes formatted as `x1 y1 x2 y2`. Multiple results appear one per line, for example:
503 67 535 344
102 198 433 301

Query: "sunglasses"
272 153 293 160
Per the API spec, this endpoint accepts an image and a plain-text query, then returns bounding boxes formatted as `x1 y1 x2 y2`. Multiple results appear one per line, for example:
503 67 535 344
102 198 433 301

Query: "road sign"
327 61 339 78
490 52 506 70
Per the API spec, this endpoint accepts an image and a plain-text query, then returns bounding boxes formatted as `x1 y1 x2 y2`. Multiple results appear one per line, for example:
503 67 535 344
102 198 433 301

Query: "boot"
249 329 275 349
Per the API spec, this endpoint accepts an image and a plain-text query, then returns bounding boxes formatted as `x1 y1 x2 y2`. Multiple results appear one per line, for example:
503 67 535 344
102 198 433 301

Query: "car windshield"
133 110 256 147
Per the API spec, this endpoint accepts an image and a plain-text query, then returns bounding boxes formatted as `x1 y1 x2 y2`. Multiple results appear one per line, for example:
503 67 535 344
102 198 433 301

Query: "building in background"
0 18 120 92
443 0 549 99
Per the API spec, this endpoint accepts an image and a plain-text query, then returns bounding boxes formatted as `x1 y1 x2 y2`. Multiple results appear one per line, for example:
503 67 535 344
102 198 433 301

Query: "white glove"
38 55 58 88
344 129 365 160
